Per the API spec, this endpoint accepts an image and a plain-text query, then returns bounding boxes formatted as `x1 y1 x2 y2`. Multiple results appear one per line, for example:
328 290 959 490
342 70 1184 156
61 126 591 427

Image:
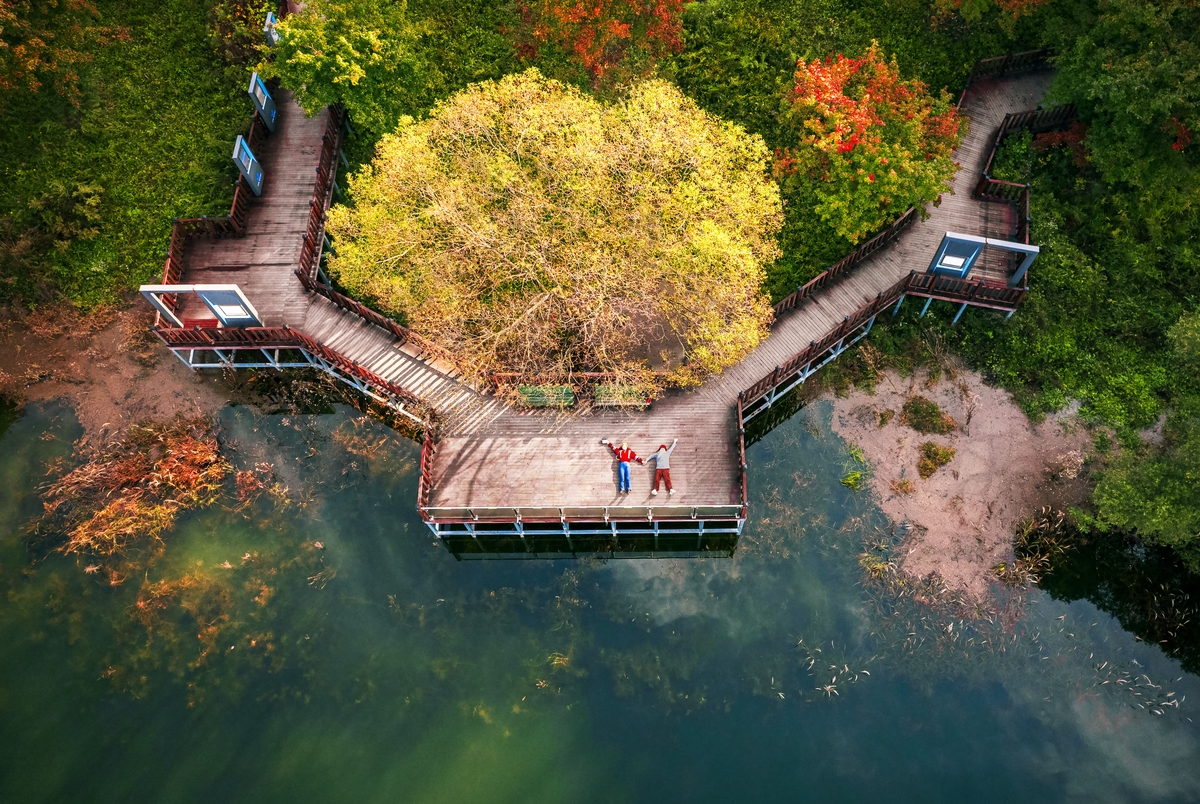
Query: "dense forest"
1 0 1197 567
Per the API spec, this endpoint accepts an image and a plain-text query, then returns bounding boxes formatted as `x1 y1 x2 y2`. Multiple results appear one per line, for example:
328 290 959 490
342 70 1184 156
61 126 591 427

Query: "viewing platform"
141 51 1071 559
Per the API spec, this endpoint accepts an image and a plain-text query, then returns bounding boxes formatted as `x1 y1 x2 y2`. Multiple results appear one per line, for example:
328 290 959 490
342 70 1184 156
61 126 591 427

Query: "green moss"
917 442 955 479
900 396 957 435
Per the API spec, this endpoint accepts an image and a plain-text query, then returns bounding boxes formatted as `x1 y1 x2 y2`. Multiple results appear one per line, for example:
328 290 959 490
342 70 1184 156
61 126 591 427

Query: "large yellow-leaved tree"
326 69 783 386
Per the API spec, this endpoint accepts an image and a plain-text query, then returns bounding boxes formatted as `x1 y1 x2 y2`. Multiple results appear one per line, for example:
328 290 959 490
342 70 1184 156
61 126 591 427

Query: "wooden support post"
920 297 933 317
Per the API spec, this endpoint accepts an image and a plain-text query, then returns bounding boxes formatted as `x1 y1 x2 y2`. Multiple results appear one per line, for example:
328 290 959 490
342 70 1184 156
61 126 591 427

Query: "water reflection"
0 399 1198 803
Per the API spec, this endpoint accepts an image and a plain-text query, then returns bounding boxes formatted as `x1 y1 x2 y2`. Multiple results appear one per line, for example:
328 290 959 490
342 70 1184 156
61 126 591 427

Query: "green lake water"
2 398 1199 803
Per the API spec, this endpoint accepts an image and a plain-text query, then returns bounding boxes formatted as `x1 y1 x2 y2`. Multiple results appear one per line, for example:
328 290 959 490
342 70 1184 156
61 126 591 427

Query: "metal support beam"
919 297 933 317
952 302 968 324
892 293 906 316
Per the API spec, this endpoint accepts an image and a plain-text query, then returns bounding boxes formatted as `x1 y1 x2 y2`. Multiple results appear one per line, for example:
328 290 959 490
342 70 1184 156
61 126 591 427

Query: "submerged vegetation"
32 418 230 563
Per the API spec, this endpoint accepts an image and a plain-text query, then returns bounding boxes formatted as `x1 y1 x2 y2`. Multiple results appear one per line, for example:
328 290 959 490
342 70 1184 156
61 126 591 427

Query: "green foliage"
260 0 431 135
0 0 248 306
207 0 273 83
1047 0 1199 192
1169 310 1200 365
900 395 956 435
1094 417 1200 572
917 441 955 478
327 70 782 383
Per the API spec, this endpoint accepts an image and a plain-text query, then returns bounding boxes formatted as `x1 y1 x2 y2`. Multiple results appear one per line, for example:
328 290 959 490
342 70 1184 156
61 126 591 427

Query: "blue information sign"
232 135 265 196
263 11 280 46
248 72 277 132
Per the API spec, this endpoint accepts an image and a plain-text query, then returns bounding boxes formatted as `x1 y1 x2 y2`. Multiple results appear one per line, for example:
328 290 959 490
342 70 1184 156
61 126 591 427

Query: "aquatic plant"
916 442 955 478
34 417 231 563
841 470 867 490
901 395 957 435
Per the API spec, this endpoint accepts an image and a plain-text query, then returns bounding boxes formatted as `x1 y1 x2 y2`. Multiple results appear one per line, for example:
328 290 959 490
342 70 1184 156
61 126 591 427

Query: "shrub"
900 395 957 434
917 441 955 479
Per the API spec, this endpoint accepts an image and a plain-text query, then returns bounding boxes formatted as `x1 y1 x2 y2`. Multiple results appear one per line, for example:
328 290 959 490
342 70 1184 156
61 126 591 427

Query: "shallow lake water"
1 398 1199 803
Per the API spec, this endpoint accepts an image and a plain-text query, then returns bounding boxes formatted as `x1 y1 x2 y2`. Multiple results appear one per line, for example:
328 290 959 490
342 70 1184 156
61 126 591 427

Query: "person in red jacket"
601 439 642 493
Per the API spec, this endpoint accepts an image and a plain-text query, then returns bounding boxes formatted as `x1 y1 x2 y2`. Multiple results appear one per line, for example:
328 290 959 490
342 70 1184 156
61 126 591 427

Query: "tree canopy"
257 0 426 134
775 43 965 244
326 70 782 385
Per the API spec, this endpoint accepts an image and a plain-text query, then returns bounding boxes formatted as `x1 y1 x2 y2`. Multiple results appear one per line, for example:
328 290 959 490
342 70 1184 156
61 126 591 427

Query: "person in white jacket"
647 439 677 496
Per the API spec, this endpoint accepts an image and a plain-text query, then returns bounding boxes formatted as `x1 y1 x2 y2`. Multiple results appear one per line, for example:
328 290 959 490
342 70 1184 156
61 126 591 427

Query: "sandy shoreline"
830 367 1094 602
0 304 229 447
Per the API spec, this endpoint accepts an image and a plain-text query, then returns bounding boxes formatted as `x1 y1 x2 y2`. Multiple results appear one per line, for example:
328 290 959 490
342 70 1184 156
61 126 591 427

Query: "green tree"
258 0 426 133
1095 416 1200 572
326 70 782 384
1048 0 1199 190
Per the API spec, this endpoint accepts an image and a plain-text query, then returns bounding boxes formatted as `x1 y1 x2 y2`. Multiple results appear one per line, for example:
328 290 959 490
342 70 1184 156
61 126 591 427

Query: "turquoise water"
2 399 1199 803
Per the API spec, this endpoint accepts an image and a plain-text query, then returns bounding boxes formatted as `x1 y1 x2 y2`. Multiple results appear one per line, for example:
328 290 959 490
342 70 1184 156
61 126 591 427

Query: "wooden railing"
296 269 456 365
156 113 269 317
736 395 748 517
773 206 916 315
298 105 345 281
417 420 439 515
958 48 1055 109
153 323 429 413
741 270 1024 409
972 102 1076 246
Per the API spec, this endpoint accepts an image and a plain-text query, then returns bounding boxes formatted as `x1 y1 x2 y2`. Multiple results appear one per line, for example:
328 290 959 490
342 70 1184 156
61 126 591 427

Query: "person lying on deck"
600 439 642 494
647 440 677 496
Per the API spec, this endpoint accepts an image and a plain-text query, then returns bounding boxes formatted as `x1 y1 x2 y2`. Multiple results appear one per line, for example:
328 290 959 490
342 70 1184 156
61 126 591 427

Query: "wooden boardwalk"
168 71 1053 518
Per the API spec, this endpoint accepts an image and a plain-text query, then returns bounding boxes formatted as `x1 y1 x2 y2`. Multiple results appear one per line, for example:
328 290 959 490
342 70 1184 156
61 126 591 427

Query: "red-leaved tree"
776 43 965 243
515 0 685 79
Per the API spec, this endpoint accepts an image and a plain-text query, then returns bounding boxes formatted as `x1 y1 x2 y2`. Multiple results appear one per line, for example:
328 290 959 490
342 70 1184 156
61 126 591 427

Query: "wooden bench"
516 384 576 408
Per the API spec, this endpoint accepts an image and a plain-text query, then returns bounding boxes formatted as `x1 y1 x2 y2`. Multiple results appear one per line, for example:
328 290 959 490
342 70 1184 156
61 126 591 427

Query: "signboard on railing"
232 135 264 196
247 72 277 133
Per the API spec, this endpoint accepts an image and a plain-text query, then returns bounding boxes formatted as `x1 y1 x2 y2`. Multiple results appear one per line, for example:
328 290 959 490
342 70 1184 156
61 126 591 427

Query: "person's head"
658 444 667 451
621 441 628 449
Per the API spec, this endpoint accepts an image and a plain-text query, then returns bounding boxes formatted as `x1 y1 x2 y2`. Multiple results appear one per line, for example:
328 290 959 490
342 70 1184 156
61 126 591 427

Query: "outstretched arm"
667 439 677 456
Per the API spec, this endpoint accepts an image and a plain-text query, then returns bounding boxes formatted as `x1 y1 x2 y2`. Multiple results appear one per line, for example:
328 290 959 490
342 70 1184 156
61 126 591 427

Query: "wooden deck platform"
165 70 1054 523
175 90 330 327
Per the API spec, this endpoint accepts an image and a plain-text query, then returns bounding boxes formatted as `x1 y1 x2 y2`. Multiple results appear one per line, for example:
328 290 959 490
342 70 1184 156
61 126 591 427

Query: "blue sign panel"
264 11 280 46
232 135 264 196
248 71 277 132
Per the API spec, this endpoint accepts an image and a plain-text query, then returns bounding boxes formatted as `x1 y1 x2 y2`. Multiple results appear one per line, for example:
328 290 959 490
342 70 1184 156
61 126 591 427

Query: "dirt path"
0 303 229 447
830 368 1094 602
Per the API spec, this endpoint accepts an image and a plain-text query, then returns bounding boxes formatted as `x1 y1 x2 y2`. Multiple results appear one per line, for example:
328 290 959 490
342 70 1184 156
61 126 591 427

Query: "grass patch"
901 395 957 435
890 478 914 494
0 0 248 307
917 442 955 479
878 409 894 427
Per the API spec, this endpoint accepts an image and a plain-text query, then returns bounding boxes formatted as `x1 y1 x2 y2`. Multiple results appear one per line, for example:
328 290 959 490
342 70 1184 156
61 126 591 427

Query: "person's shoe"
651 489 658 496
669 489 675 495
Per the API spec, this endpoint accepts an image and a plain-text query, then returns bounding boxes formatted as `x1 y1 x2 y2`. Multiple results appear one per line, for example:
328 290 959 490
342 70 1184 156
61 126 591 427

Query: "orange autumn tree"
776 44 965 243
516 0 686 79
